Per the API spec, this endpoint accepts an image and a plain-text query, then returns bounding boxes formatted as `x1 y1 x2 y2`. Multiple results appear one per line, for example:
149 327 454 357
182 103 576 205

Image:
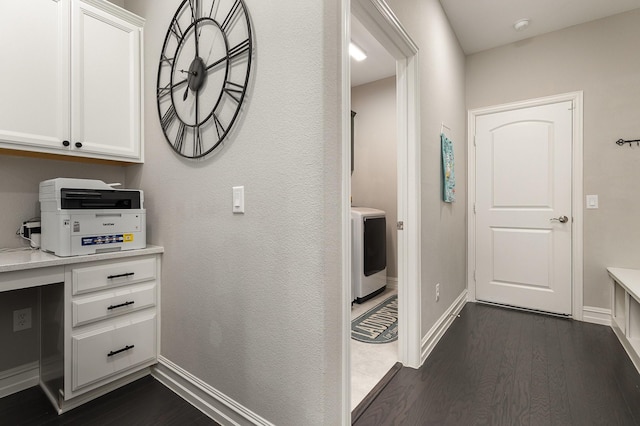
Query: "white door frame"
467 91 584 320
341 0 421 424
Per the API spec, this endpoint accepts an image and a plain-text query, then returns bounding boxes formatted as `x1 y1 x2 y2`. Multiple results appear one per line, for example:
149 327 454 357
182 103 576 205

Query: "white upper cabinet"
71 0 143 161
0 1 70 152
0 0 144 163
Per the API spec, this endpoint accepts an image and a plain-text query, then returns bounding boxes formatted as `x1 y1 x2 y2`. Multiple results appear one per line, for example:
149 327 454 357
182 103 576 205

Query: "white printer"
39 178 146 257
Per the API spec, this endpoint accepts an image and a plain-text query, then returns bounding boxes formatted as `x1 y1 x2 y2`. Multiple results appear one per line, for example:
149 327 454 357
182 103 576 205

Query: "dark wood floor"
355 302 640 426
0 375 217 425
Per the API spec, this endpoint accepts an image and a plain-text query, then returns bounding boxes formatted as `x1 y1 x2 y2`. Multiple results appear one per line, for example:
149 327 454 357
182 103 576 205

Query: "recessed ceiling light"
349 42 367 61
513 18 530 31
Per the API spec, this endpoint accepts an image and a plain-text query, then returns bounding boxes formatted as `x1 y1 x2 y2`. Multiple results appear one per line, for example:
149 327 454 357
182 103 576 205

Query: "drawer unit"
72 311 156 391
72 257 156 295
56 251 161 410
72 282 156 327
0 245 162 415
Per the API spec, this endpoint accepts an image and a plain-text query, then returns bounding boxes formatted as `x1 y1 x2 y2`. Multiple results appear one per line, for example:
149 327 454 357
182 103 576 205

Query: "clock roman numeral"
221 0 242 33
223 81 244 103
157 83 172 100
160 54 174 66
161 105 177 130
228 38 250 61
170 19 184 40
174 122 187 152
213 113 227 139
189 0 200 22
193 126 203 157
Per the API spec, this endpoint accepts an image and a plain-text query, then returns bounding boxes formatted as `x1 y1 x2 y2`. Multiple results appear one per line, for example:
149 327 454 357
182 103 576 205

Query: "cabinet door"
0 0 70 152
71 0 143 161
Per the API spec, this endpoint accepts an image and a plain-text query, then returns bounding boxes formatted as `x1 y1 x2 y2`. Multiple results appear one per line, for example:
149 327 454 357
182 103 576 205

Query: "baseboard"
611 322 640 374
421 290 467 364
152 356 274 426
582 306 612 326
0 361 39 398
386 276 398 289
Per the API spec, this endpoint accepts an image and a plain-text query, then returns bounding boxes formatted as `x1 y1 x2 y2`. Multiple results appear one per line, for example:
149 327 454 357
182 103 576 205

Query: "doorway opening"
349 13 398 410
341 0 421 422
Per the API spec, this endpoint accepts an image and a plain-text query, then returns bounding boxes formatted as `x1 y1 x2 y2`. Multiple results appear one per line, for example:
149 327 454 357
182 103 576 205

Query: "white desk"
0 246 163 413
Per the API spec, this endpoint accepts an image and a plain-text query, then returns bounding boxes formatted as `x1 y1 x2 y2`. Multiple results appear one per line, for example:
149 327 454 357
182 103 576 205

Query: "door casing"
467 92 584 319
341 0 421 424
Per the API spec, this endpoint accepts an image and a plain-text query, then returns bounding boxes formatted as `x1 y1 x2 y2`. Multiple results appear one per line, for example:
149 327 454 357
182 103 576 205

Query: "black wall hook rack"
616 138 640 147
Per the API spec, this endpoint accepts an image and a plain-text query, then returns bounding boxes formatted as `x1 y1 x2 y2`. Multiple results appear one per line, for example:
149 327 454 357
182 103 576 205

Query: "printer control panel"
81 233 135 247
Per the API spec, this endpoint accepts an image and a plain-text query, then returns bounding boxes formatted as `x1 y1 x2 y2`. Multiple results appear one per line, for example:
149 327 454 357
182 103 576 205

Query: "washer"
351 207 387 303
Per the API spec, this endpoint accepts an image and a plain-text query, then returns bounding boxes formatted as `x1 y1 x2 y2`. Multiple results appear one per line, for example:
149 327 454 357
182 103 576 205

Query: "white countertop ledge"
607 267 640 301
0 245 164 273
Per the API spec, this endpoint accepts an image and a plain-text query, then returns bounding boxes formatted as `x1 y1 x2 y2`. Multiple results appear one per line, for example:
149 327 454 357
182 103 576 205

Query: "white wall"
351 77 398 279
123 0 343 424
466 9 640 310
385 0 468 335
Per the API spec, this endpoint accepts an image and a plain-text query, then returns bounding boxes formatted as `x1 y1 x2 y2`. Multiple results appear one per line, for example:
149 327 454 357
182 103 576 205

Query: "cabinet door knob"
62 140 70 147
75 142 83 148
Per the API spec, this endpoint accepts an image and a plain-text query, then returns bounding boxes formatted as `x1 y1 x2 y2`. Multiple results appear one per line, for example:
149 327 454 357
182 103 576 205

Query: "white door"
475 101 573 315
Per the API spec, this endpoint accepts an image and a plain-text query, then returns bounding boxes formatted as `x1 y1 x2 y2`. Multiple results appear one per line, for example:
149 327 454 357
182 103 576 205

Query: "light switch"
233 186 244 213
586 194 598 209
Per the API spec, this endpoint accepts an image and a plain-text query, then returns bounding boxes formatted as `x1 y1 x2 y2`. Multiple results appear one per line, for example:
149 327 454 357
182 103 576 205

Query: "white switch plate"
233 186 244 213
586 194 598 209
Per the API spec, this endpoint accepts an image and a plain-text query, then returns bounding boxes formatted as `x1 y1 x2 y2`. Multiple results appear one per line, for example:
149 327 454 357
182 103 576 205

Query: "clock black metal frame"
156 0 253 159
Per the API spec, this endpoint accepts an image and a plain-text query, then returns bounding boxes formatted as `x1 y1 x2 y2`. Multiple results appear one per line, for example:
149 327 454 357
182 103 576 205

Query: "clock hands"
180 69 197 101
178 55 207 102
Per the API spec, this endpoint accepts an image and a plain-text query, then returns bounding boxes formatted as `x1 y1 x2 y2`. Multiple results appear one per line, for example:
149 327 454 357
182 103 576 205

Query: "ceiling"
441 0 640 54
350 15 395 87
351 0 640 86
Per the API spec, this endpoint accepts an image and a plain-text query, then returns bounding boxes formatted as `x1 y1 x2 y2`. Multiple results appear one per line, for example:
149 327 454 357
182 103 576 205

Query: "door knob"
550 215 569 223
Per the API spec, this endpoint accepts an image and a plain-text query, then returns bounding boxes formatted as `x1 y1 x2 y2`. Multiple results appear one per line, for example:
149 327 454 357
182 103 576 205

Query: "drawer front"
72 312 156 391
72 282 156 327
72 257 156 295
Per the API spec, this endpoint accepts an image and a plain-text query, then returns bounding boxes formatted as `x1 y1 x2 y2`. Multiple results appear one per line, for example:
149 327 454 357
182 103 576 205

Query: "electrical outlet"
436 283 440 302
13 308 32 332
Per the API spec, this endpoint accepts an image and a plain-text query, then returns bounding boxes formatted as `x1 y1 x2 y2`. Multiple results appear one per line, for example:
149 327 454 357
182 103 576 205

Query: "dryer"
351 207 387 303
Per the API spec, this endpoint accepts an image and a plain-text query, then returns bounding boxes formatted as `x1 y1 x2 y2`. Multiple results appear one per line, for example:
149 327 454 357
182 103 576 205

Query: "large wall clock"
157 0 252 158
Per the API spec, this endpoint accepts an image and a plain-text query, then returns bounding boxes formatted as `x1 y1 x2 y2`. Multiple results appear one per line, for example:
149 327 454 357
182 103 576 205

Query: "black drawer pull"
107 344 135 357
107 300 135 310
107 272 135 279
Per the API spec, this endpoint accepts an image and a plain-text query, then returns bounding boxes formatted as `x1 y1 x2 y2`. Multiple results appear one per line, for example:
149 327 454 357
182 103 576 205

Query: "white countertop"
607 267 640 300
0 245 164 273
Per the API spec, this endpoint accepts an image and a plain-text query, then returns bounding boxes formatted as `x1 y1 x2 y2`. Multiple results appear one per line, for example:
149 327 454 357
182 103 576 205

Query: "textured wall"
351 77 398 279
466 9 640 309
123 0 343 424
385 0 468 336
